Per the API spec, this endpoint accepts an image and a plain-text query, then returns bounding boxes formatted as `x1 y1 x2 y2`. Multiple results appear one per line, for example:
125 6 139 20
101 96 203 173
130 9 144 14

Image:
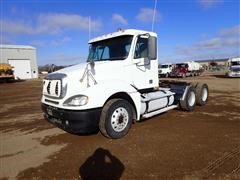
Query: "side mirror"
144 57 150 65
148 36 157 60
133 58 142 64
133 57 150 66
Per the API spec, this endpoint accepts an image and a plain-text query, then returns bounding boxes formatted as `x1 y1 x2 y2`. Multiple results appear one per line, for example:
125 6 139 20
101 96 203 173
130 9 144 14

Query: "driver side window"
134 37 148 59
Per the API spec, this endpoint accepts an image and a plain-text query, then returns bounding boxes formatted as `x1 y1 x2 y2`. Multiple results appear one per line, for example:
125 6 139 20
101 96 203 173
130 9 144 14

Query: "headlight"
63 95 88 106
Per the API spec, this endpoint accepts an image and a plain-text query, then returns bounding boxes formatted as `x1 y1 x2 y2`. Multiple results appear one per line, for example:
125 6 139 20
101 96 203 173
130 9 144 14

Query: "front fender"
68 79 142 119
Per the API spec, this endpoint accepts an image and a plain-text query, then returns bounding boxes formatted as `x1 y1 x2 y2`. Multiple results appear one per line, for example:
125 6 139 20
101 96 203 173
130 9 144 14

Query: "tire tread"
99 98 132 139
180 86 196 111
196 83 208 106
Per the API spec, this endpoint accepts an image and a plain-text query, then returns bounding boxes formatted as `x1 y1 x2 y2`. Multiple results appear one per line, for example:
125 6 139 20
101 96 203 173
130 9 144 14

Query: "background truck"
226 57 240 77
158 63 173 77
0 63 14 82
41 29 209 139
171 61 202 78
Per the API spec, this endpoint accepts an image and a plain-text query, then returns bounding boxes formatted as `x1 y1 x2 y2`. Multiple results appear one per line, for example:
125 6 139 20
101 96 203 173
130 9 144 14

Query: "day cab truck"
41 29 209 139
226 57 240 77
158 63 173 77
171 61 202 78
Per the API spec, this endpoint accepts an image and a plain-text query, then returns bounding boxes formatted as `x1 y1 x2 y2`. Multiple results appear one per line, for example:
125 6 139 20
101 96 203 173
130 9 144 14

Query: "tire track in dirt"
0 100 38 113
0 129 66 179
186 147 240 179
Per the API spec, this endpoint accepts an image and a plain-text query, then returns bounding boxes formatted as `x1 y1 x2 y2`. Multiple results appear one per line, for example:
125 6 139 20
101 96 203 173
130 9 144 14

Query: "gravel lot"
0 71 239 179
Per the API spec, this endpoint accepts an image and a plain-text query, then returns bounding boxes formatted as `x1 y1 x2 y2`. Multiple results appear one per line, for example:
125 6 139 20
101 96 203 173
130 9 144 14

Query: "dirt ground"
0 71 239 179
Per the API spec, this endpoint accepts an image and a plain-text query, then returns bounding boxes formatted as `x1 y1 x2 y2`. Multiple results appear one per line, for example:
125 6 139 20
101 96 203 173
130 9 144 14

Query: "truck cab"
158 63 173 77
41 29 209 139
172 63 188 77
226 57 240 77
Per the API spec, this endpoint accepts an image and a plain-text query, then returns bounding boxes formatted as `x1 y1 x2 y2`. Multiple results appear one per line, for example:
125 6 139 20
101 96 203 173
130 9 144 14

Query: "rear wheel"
180 86 196 111
99 98 133 139
196 83 209 106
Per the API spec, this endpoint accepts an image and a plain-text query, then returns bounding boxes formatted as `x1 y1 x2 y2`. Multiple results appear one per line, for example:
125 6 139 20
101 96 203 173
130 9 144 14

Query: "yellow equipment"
0 63 14 81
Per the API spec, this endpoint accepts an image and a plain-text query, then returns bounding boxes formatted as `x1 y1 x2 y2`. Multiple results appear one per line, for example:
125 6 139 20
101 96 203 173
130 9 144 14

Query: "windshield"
88 35 133 61
231 61 240 66
160 65 169 68
176 63 188 68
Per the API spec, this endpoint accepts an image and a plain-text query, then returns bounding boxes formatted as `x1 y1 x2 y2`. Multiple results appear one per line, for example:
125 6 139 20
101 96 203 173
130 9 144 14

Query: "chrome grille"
43 79 62 98
47 81 51 94
55 82 59 95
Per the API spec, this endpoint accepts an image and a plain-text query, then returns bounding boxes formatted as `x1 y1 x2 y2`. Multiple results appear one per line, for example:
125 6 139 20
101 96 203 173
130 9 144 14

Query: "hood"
51 60 126 87
159 67 168 70
56 62 88 79
159 67 170 73
57 60 123 76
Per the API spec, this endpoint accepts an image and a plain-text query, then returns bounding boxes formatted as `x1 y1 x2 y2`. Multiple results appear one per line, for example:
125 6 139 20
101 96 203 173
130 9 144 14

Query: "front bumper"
227 72 240 77
42 103 101 134
170 73 184 77
159 73 167 76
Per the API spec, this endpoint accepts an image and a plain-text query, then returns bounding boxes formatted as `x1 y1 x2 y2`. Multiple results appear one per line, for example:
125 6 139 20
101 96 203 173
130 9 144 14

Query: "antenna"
92 19 95 38
152 0 157 32
88 16 91 40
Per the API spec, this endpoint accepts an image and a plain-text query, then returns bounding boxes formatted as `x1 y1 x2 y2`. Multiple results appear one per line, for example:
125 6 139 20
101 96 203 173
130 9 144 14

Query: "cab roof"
230 57 240 62
89 29 157 44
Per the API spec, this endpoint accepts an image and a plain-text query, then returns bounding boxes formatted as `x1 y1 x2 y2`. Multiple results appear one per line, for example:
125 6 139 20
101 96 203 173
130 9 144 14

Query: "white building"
0 45 38 79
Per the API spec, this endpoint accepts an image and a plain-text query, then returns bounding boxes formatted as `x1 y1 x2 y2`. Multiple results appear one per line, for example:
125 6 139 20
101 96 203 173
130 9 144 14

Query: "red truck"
171 61 202 78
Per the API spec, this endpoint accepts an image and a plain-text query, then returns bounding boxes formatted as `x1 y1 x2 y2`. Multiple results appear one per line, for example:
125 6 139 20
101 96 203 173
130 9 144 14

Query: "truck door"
130 35 158 90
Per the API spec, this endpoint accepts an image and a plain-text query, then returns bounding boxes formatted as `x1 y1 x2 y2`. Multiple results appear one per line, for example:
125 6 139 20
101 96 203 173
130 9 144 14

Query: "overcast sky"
1 0 239 65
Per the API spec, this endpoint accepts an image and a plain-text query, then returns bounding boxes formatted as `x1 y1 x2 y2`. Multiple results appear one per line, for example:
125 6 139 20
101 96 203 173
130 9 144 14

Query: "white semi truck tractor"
226 57 240 77
41 29 209 139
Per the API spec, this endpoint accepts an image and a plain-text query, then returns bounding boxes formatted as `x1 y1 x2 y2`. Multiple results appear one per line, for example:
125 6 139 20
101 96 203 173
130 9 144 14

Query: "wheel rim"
202 88 208 102
188 91 196 107
111 107 129 132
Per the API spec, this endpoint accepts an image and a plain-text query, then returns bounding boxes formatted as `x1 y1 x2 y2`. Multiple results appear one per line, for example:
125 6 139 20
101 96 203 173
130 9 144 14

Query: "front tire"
99 98 133 139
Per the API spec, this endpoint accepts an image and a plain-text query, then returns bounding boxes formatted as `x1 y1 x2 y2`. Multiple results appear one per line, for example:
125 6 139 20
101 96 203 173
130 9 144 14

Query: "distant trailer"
0 45 38 79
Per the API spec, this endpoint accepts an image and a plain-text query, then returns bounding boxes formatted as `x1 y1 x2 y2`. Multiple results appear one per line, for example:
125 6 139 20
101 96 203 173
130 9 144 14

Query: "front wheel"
99 98 133 139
